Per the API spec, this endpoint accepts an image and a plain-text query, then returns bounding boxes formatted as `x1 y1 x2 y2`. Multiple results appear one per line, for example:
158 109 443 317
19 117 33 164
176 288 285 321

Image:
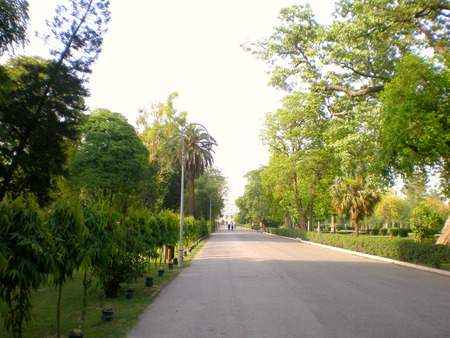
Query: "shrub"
396 241 450 268
398 228 409 237
389 228 399 236
264 227 450 268
380 228 388 236
372 227 380 235
410 203 444 242
366 229 372 235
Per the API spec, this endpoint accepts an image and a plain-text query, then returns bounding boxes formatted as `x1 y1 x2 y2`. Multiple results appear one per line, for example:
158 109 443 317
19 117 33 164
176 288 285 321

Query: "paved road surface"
128 226 450 338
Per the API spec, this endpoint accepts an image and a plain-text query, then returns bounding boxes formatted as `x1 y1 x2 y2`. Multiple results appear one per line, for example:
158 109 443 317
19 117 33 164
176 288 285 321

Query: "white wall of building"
216 201 239 225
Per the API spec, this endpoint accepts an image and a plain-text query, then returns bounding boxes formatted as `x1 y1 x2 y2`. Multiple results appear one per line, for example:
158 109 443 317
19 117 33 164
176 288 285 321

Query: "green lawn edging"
264 227 450 269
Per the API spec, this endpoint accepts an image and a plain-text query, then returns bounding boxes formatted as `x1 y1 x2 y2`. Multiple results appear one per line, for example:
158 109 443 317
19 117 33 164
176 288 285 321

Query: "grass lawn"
0 240 207 338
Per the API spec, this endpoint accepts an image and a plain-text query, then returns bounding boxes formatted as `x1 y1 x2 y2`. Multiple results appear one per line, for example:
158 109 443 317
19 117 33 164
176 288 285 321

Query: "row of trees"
238 0 449 238
1 194 210 336
0 1 227 337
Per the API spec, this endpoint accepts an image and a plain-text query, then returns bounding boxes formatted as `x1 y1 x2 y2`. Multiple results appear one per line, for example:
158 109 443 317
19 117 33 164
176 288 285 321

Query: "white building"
216 200 239 225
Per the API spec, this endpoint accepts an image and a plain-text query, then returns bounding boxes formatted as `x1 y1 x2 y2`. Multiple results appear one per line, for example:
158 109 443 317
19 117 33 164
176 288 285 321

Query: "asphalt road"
128 226 450 338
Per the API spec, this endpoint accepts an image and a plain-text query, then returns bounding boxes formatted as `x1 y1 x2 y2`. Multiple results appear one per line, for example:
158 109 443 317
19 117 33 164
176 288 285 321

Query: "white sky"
20 0 336 202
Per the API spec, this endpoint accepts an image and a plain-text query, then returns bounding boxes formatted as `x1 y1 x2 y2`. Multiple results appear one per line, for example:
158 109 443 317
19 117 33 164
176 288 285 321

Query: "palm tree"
172 124 216 216
330 175 380 237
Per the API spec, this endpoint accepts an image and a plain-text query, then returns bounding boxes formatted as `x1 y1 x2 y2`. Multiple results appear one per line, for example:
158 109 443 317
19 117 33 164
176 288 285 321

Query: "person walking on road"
227 223 230 231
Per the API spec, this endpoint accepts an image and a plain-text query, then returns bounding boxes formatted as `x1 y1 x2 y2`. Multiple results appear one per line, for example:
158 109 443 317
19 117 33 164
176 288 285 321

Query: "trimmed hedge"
398 228 409 237
389 228 399 236
264 227 450 269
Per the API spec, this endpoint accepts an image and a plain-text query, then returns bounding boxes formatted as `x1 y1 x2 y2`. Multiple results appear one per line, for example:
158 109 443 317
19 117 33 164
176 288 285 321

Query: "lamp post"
209 192 215 235
178 123 213 267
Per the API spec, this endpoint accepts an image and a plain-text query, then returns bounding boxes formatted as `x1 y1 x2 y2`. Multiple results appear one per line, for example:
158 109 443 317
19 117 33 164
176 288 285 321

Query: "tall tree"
236 168 273 226
69 109 149 211
245 0 449 192
374 193 405 228
0 56 86 204
261 92 338 229
171 124 216 216
0 0 29 55
137 93 187 210
0 0 110 204
193 167 227 221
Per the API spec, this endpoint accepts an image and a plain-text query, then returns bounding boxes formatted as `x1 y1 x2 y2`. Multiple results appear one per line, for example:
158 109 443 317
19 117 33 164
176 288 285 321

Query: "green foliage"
47 200 87 336
380 228 388 236
378 55 450 194
170 123 217 216
155 209 179 248
389 228 399 236
372 228 380 236
374 194 405 226
410 202 445 242
1 0 110 205
245 0 450 199
236 168 273 225
183 216 197 247
193 167 227 221
260 92 337 228
41 0 110 76
330 175 380 236
47 201 86 285
95 221 146 298
0 0 29 55
246 0 448 95
137 93 187 210
398 228 409 238
0 56 86 204
265 227 450 268
69 109 149 210
0 194 49 337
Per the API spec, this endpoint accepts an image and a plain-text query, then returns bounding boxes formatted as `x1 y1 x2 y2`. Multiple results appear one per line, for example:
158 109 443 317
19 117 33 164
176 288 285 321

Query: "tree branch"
339 62 389 81
323 84 384 97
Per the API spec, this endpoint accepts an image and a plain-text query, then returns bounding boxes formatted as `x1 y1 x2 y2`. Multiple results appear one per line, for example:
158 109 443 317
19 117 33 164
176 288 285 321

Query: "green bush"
398 228 409 237
389 228 399 236
380 228 388 236
410 202 444 242
366 229 372 235
264 227 450 269
372 227 380 235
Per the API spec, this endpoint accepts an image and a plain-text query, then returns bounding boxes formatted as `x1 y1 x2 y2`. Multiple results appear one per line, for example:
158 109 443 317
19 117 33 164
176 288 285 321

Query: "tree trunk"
436 216 450 247
284 213 292 229
57 283 63 338
81 268 88 321
331 215 336 234
292 173 306 230
355 221 359 237
188 173 195 216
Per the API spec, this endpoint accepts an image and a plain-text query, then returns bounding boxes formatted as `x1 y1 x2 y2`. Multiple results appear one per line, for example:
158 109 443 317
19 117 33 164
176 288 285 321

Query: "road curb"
261 231 450 277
